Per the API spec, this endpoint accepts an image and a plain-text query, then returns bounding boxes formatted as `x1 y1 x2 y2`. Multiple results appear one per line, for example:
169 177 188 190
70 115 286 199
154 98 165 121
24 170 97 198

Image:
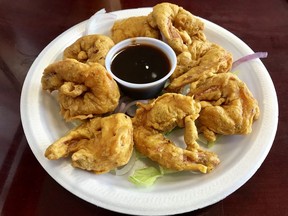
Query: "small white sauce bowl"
105 37 177 99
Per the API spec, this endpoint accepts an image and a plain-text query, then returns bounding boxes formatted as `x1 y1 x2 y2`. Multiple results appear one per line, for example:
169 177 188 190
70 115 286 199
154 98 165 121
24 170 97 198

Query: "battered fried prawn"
171 40 213 81
188 73 260 142
170 51 198 81
111 16 160 43
147 2 205 53
133 93 220 173
167 41 233 92
45 113 134 174
63 34 114 66
41 59 120 121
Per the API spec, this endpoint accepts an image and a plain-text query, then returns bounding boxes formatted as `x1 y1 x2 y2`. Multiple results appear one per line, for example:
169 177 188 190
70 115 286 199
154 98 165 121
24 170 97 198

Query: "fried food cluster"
45 113 133 174
111 16 160 43
167 41 233 92
41 2 260 178
188 73 260 142
63 34 114 66
133 93 220 173
42 58 120 121
147 2 206 54
143 3 258 144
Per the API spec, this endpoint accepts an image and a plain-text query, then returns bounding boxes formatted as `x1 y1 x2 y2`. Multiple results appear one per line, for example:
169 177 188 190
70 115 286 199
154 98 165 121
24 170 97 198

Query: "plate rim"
20 7 279 216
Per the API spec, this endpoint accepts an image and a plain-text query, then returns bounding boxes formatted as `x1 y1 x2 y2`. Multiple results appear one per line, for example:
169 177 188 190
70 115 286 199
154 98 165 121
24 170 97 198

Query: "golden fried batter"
41 59 120 121
134 126 219 173
41 3 261 178
45 113 134 174
63 34 114 66
147 3 205 53
111 16 160 43
133 93 220 173
167 41 233 92
170 51 199 81
188 73 260 142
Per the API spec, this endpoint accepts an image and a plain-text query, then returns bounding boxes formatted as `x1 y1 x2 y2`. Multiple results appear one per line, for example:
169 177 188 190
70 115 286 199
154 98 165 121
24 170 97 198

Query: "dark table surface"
1 0 287 215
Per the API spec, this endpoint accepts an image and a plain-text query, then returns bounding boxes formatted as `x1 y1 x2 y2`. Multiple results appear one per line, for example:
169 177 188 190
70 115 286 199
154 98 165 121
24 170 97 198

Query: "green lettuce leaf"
129 167 163 187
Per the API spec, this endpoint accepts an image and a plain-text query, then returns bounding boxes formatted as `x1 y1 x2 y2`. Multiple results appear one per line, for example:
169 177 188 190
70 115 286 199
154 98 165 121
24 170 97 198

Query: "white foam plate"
20 8 278 216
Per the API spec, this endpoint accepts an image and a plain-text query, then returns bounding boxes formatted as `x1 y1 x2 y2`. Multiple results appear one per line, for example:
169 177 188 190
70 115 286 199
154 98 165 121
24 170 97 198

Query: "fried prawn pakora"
63 34 114 66
133 93 220 173
167 40 233 92
170 40 213 80
41 59 120 121
147 2 205 53
45 113 134 174
188 73 260 142
41 2 261 181
145 3 233 93
111 16 160 43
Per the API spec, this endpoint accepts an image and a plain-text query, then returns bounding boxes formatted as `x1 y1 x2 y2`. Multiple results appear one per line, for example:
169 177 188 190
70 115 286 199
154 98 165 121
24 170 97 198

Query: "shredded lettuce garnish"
129 165 179 187
129 166 163 187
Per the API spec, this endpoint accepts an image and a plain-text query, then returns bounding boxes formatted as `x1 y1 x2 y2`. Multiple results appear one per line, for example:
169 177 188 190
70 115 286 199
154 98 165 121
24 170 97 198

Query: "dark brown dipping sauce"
111 44 171 84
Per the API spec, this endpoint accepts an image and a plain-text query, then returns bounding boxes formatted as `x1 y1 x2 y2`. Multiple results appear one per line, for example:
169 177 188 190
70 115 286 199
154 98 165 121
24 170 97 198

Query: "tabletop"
1 0 287 215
